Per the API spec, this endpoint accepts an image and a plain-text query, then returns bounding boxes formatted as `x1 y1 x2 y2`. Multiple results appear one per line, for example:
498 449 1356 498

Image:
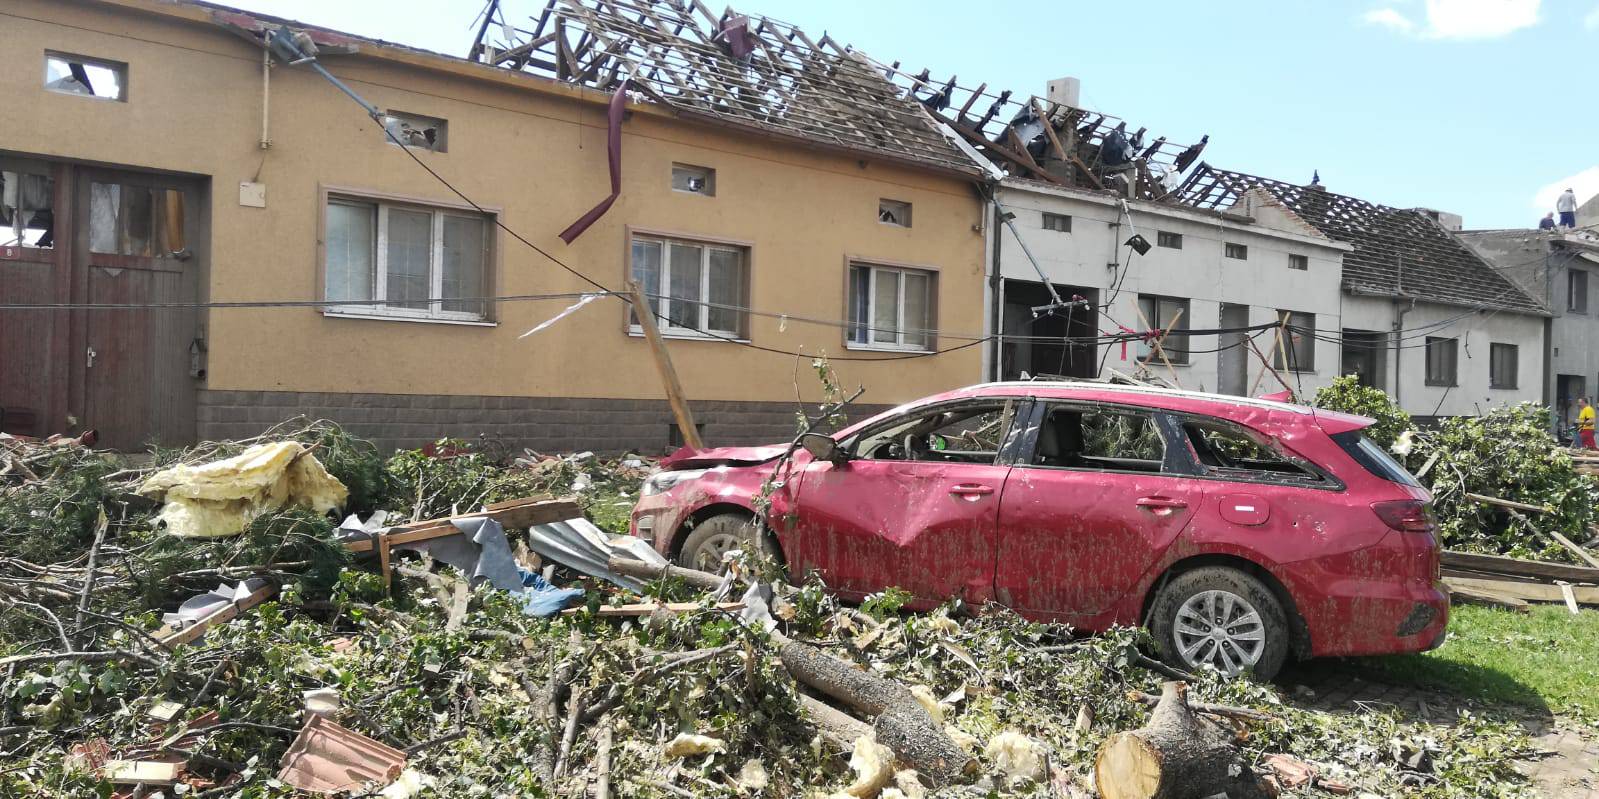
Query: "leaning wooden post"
628 281 705 449
1134 305 1184 390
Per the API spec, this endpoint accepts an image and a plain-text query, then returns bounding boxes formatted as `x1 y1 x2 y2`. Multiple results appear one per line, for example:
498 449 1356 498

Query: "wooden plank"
1445 575 1599 605
1134 305 1184 390
104 760 182 784
1446 583 1529 612
561 601 744 617
1441 550 1599 584
628 280 704 449
156 582 277 647
1030 98 1071 165
1466 493 1552 514
343 498 581 553
1549 528 1599 569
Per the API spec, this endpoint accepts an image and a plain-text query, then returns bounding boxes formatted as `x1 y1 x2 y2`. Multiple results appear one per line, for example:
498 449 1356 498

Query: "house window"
671 164 715 196
1224 242 1248 260
88 182 187 258
1424 337 1458 386
630 234 749 337
1042 212 1072 232
1136 294 1189 364
1271 310 1316 371
382 111 447 152
848 263 934 351
1157 230 1182 249
0 170 55 249
1570 269 1588 314
44 52 126 101
1490 343 1519 389
878 199 912 227
324 196 491 321
1288 254 1309 271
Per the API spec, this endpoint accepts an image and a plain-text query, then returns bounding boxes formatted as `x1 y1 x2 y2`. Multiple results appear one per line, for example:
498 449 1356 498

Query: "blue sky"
223 0 1594 229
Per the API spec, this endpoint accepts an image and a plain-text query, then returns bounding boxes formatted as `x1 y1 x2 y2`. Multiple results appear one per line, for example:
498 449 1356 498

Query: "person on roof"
1558 188 1579 229
1540 212 1557 230
1578 397 1596 449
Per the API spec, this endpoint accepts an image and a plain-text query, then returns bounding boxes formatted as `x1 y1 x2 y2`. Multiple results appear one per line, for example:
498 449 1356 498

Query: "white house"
986 178 1351 400
1176 166 1548 420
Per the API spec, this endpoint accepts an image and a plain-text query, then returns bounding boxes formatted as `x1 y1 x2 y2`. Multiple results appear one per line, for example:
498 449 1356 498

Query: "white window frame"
323 196 493 325
848 263 934 352
628 234 748 340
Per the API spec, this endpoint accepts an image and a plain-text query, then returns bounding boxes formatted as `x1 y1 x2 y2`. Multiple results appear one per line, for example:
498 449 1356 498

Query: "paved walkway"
1280 666 1596 798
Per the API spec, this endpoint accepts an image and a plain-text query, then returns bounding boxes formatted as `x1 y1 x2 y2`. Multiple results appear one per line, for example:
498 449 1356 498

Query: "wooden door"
74 168 202 450
0 157 70 438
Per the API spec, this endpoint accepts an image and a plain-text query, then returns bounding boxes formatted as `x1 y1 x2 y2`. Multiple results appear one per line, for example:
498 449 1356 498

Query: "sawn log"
1095 681 1273 799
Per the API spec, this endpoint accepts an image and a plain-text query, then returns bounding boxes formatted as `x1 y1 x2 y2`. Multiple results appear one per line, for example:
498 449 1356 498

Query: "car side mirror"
799 433 845 462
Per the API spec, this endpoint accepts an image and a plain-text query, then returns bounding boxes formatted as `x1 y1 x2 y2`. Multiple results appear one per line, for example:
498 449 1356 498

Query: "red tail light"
1372 500 1436 533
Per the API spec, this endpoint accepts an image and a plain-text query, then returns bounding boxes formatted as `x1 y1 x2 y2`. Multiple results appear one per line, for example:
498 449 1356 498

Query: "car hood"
661 444 789 469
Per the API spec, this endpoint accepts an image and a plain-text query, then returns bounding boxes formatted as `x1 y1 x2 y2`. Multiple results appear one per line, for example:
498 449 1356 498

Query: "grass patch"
1335 605 1599 720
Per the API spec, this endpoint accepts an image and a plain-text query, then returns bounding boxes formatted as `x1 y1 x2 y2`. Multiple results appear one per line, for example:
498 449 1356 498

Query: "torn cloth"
514 569 585 617
558 79 630 244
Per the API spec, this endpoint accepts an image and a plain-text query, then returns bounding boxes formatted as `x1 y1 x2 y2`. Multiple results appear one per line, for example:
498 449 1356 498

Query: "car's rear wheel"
1149 567 1289 680
677 513 774 571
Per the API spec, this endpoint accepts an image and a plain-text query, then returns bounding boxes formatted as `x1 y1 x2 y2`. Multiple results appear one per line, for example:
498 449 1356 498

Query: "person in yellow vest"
1579 397 1596 450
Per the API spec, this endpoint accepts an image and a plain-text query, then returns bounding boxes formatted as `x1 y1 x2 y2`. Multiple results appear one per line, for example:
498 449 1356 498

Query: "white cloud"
1585 4 1599 29
1533 167 1599 212
1363 7 1417 32
1364 0 1540 39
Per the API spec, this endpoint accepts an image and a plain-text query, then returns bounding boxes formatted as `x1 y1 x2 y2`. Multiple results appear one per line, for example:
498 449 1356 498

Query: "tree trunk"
1094 682 1274 799
772 629 974 786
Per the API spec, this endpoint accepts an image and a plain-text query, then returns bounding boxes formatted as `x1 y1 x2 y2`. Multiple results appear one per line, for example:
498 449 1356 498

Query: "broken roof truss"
871 65 1209 201
468 0 977 174
1175 164 1546 313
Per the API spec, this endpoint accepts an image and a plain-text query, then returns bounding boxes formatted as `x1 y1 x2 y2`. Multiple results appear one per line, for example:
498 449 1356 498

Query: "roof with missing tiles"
469 0 980 176
1174 164 1547 314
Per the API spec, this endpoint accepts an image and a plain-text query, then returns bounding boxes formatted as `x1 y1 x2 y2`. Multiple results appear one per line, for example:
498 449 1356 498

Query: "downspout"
988 197 1005 381
1393 297 1415 408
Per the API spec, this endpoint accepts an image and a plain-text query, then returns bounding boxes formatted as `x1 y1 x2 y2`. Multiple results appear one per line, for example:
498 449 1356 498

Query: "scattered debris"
0 423 1547 797
277 715 408 794
139 440 347 538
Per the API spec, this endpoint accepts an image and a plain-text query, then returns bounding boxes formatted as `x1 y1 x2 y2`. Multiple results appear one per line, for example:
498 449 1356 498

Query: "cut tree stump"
1095 681 1274 799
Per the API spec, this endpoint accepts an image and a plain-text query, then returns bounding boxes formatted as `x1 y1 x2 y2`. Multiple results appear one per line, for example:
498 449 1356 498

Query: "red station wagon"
630 382 1448 679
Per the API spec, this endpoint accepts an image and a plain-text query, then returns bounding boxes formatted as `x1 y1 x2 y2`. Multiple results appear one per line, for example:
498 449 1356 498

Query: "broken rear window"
1182 420 1320 483
1 171 55 248
44 52 126 101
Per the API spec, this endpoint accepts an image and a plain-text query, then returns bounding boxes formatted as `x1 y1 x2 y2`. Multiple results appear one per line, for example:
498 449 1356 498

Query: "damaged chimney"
1413 208 1464 231
1046 77 1081 109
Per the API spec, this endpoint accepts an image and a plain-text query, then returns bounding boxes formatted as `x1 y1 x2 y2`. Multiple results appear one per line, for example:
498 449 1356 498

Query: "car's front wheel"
1149 566 1289 680
677 513 775 571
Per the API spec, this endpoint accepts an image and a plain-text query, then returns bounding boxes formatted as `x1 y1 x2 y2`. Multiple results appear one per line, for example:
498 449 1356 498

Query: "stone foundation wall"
196 390 894 454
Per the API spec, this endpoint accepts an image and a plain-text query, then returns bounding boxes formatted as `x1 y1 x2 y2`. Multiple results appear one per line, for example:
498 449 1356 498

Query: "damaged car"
630 382 1447 679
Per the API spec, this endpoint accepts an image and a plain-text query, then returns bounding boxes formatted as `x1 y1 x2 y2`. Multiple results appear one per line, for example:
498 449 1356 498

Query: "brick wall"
196 390 894 454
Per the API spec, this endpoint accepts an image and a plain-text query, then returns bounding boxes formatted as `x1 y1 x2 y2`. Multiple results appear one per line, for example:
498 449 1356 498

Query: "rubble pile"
0 423 1539 797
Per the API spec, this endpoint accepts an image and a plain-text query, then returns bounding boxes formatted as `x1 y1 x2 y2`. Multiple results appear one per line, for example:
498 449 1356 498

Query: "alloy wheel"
1173 589 1267 676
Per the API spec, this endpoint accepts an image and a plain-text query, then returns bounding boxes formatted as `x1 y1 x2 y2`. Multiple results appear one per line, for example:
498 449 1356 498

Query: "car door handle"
949 483 994 498
1135 496 1187 510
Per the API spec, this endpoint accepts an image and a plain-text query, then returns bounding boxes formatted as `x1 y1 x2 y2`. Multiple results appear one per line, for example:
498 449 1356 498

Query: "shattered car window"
1183 421 1318 481
852 402 1012 464
1032 407 1165 473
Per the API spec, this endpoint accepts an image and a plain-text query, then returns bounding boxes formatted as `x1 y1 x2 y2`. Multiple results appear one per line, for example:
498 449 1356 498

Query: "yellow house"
0 0 988 452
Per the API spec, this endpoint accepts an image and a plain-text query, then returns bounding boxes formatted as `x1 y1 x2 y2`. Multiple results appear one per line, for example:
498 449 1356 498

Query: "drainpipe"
988 197 1005 381
1393 296 1415 409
